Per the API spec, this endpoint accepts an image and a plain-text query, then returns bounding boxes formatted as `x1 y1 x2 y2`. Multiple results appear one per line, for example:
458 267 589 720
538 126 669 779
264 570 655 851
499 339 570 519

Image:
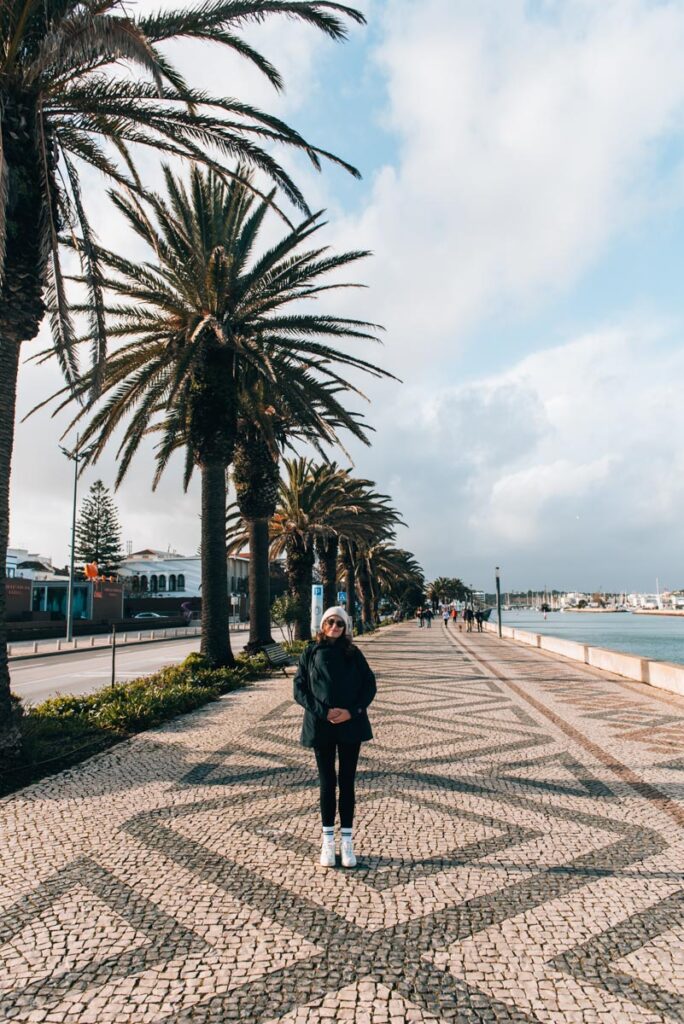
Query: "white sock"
322 827 334 841
341 828 353 840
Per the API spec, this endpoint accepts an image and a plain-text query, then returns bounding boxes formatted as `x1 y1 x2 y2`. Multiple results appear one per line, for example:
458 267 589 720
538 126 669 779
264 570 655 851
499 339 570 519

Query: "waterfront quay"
1 623 683 1023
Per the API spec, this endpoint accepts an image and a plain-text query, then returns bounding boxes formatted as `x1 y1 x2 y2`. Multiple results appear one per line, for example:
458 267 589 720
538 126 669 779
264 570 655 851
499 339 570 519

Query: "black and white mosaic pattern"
1 624 683 1023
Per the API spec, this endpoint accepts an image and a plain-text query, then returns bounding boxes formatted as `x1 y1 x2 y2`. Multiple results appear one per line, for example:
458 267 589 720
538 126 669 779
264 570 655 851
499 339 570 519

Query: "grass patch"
1 651 275 798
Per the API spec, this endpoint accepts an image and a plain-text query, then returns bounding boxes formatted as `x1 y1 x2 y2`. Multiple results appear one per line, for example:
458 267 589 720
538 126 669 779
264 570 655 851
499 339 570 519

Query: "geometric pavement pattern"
1 623 683 1023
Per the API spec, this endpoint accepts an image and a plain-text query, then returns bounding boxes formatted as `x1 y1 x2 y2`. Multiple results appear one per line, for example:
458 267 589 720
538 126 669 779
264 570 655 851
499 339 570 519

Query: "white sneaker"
340 836 357 868
319 836 336 867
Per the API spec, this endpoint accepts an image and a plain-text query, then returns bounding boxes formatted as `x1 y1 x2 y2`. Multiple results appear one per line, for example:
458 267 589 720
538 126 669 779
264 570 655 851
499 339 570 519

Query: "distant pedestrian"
424 607 433 628
442 608 449 626
475 609 484 632
450 608 458 622
293 607 376 869
465 607 474 632
417 608 424 628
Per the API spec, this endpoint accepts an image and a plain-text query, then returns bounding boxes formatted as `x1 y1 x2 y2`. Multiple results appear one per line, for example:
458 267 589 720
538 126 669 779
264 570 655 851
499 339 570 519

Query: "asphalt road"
9 631 255 705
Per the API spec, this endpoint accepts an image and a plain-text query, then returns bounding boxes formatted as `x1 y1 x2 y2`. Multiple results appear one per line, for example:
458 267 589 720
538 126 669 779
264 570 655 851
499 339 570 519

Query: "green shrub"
271 594 301 643
181 651 210 672
2 645 282 797
282 639 308 657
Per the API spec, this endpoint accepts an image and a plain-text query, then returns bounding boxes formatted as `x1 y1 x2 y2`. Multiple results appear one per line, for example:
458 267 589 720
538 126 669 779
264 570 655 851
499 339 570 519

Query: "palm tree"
47 168 387 665
264 457 336 641
231 383 374 652
361 545 424 621
426 576 468 609
1 0 364 753
312 465 373 608
315 470 401 611
339 491 403 629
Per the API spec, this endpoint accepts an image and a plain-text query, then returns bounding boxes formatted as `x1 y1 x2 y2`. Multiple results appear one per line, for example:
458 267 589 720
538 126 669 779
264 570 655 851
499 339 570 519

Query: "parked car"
133 612 168 620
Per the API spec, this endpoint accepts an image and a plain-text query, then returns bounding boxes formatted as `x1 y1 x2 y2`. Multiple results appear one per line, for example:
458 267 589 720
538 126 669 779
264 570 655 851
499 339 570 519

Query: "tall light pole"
60 438 94 642
495 566 502 638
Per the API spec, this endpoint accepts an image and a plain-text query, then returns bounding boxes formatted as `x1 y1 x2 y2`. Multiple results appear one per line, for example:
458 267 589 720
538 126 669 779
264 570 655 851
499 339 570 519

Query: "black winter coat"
293 640 376 748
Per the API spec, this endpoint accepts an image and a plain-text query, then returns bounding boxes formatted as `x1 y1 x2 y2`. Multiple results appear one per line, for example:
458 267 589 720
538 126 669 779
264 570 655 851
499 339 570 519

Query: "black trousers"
313 740 362 828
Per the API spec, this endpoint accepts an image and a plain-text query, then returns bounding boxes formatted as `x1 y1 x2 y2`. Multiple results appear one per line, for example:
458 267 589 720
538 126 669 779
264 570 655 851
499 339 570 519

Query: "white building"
117 549 249 598
5 548 64 581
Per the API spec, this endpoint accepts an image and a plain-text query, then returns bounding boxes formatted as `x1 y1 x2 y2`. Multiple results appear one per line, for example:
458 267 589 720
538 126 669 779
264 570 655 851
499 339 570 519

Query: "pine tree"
75 481 124 576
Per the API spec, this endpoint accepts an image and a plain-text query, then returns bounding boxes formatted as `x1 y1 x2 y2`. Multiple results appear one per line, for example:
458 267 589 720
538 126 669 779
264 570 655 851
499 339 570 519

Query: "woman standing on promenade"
293 607 377 868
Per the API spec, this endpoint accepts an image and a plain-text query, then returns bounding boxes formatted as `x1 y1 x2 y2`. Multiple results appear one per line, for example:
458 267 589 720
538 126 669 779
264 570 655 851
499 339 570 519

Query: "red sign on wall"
5 578 31 616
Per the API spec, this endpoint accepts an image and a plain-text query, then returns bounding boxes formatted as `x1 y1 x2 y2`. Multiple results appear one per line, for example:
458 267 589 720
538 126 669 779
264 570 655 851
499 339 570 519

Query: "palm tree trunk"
371 576 380 624
357 557 374 629
233 431 279 653
200 462 233 667
287 538 314 641
245 517 273 651
0 338 22 761
341 540 356 622
0 100 50 761
316 535 339 610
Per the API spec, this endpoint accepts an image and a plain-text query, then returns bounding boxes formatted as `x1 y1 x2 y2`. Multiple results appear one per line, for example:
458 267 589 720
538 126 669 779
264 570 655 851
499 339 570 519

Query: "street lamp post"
495 566 502 638
60 438 94 643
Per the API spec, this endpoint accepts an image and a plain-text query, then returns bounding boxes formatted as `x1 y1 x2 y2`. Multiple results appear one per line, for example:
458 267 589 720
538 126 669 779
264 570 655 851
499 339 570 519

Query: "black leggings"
314 740 362 828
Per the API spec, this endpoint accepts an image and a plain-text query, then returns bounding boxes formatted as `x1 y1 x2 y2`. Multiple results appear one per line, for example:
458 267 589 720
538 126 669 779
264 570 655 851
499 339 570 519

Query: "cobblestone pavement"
1 623 683 1023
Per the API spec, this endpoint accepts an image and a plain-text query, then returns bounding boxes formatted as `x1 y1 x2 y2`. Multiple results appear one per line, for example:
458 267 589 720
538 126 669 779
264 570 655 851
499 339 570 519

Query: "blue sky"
12 0 684 592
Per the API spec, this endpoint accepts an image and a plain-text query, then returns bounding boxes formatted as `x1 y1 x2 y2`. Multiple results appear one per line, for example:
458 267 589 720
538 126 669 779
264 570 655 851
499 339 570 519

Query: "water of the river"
499 609 684 667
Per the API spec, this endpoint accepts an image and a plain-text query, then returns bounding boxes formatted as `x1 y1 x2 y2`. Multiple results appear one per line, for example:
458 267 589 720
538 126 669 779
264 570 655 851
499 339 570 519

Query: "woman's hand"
327 708 352 724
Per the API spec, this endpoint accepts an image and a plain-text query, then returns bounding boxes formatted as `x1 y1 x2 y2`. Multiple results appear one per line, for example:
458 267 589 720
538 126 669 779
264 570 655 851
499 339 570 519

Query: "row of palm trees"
0 0 374 759
228 458 425 644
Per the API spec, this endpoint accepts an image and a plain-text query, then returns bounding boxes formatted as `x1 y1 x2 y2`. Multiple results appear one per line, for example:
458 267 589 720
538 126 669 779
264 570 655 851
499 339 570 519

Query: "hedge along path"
0 650 278 797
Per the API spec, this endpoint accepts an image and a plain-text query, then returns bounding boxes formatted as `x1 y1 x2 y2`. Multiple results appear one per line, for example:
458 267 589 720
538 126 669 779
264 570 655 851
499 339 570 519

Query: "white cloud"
327 0 684 373
354 323 684 588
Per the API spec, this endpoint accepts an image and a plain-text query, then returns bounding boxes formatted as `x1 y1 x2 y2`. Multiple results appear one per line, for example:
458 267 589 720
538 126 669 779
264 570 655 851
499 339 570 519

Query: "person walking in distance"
442 607 450 627
475 609 484 632
423 606 433 628
294 607 377 868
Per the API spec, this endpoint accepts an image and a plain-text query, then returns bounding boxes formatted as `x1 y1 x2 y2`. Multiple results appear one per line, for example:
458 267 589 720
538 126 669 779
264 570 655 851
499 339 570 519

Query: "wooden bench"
262 642 297 675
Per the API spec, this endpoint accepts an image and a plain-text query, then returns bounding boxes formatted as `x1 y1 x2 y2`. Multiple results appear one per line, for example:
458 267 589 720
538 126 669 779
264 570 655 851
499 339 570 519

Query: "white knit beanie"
320 605 352 635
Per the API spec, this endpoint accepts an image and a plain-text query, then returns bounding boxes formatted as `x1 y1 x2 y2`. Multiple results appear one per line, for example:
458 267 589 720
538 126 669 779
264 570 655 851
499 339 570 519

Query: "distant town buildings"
4 544 250 628
116 548 249 598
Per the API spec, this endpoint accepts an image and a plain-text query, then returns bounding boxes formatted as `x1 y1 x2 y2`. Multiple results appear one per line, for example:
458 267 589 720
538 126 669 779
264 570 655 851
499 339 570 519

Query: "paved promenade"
1 623 683 1023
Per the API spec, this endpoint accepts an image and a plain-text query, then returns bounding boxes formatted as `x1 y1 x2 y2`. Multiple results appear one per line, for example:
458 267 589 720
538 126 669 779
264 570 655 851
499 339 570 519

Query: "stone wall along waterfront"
484 622 684 697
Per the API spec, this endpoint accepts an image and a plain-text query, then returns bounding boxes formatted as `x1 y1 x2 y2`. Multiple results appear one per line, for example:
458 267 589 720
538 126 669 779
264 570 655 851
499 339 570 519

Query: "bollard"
7 645 11 657
57 639 62 651
111 625 117 686
90 635 95 647
33 641 38 654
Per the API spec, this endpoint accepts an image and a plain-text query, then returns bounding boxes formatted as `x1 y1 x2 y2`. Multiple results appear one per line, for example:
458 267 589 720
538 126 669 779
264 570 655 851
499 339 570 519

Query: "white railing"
7 623 209 658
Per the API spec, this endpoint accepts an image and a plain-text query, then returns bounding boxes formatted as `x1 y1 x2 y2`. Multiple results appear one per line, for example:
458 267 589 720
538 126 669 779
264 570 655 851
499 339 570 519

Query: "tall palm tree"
426 576 468 608
263 457 338 641
314 469 401 611
361 545 423 621
339 491 403 628
231 381 374 652
312 465 371 608
46 168 387 665
1 0 364 753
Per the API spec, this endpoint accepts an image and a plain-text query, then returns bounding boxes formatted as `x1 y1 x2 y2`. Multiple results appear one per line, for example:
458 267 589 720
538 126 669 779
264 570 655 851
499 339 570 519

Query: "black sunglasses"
324 618 345 628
